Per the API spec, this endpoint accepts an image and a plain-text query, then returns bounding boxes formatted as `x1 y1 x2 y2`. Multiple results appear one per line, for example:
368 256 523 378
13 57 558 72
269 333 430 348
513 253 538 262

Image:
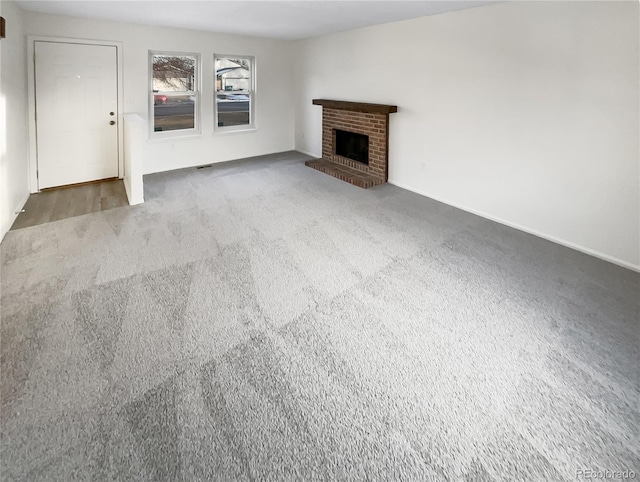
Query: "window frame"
214 54 256 134
149 50 201 139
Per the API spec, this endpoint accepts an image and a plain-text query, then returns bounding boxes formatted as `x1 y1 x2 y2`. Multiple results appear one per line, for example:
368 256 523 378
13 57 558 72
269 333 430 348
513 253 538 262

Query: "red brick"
312 105 394 188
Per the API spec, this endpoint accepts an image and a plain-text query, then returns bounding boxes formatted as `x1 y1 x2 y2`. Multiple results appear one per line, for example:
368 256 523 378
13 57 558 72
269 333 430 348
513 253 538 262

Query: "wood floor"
11 180 129 231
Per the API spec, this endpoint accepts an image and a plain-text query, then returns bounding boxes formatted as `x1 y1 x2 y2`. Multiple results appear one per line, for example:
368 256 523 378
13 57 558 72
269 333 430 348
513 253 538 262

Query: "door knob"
109 121 116 125
109 112 115 116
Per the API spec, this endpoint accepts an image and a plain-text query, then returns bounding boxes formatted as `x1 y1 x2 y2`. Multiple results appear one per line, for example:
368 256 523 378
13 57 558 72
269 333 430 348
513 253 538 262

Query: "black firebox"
335 129 369 165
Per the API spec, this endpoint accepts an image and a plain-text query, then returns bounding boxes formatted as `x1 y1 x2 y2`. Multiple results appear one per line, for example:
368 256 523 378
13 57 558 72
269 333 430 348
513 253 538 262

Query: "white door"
35 41 118 189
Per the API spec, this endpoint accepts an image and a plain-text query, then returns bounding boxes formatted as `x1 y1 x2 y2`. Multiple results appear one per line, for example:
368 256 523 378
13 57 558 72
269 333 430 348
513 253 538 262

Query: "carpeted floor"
1 151 639 481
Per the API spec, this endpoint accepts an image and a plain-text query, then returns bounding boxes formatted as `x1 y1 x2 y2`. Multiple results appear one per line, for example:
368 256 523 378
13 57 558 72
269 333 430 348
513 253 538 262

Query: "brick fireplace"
305 99 398 188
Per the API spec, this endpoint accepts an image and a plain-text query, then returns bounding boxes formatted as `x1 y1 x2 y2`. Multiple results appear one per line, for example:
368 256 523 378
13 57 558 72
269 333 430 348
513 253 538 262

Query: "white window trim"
149 51 201 139
214 54 256 134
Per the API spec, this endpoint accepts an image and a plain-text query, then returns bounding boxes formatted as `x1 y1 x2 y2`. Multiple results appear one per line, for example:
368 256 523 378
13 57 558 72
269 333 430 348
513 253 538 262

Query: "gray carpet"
1 151 639 481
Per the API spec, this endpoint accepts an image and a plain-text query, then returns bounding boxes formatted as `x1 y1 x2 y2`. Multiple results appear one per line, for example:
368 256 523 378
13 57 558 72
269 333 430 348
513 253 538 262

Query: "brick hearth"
305 99 397 188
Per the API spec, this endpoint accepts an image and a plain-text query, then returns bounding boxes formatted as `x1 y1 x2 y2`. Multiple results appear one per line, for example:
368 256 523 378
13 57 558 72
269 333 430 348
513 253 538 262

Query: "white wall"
294 1 640 270
0 0 29 241
123 113 145 205
24 11 295 175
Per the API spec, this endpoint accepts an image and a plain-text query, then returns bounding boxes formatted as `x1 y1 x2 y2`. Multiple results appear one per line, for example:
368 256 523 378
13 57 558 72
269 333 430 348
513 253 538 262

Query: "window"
214 55 254 132
150 52 199 136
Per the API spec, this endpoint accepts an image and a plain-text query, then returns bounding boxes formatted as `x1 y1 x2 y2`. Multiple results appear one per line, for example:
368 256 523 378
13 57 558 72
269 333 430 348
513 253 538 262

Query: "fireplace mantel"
312 99 398 114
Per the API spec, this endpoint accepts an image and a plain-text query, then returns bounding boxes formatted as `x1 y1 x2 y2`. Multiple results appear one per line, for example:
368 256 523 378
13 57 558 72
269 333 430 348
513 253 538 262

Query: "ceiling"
15 0 500 40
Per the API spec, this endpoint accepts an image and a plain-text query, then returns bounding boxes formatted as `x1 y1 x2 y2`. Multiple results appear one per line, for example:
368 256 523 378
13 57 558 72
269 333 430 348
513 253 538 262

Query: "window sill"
213 127 257 136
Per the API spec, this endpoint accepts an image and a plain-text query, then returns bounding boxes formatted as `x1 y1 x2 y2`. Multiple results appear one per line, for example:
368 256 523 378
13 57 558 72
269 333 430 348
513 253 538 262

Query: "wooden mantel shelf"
312 99 398 114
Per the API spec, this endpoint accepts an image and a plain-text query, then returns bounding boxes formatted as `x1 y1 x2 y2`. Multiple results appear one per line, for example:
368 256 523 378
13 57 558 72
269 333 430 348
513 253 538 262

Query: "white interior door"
35 41 118 189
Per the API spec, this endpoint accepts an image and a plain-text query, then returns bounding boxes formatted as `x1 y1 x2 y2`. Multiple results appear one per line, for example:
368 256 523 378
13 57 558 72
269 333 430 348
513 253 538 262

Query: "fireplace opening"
335 129 369 165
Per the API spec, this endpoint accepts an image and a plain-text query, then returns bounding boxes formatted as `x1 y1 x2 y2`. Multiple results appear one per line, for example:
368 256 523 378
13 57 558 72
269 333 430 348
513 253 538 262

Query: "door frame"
27 36 124 193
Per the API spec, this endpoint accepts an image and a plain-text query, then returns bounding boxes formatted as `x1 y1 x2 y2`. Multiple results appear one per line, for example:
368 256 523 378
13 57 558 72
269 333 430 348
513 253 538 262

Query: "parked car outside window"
153 93 167 105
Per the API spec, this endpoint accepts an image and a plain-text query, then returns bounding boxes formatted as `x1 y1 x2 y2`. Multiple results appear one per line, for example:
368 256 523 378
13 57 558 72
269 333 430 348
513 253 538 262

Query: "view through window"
151 53 198 133
215 56 254 130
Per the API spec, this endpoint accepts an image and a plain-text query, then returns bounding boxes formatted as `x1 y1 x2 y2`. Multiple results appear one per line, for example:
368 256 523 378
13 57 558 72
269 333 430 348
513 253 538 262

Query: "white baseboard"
1 191 31 243
123 177 144 206
389 180 640 273
123 179 132 204
143 149 306 175
296 149 319 159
